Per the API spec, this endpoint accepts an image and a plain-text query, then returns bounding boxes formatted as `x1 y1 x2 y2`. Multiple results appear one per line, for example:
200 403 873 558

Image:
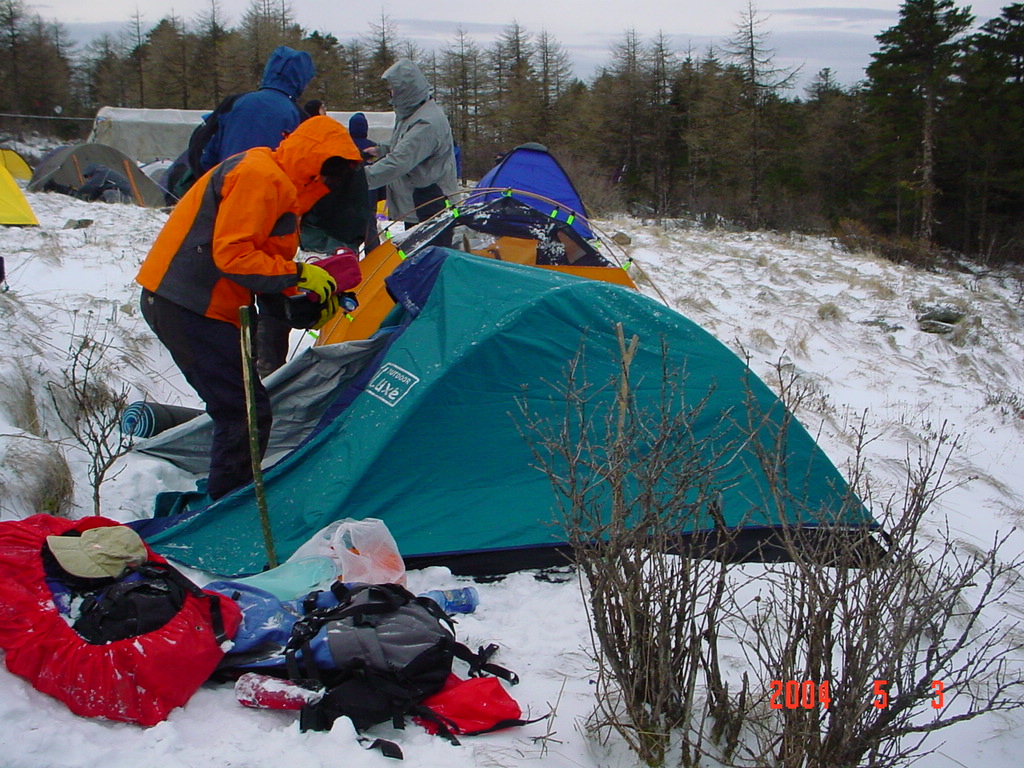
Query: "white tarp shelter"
89 106 396 164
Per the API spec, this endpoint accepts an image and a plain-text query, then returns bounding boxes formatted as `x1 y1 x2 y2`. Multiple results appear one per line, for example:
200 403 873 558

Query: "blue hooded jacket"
200 46 316 172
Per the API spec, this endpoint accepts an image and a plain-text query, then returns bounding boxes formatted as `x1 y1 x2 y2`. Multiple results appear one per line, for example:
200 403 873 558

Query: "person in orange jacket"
137 115 363 500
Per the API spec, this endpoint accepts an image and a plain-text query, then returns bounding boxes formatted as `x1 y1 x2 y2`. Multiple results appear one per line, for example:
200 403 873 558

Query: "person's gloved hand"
312 294 341 331
296 262 337 304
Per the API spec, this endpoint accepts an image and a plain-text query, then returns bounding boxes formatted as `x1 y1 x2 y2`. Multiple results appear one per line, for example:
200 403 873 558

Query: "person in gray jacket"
365 58 458 228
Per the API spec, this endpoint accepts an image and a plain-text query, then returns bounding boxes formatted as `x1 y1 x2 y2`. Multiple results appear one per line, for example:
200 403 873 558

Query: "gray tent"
28 143 167 208
134 338 386 474
89 106 396 165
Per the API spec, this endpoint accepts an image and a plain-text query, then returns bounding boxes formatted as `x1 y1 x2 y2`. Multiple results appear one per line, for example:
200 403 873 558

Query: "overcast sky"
33 0 1011 92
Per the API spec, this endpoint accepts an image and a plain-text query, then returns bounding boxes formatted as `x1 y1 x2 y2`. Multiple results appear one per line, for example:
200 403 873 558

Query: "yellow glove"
296 262 337 304
312 294 341 331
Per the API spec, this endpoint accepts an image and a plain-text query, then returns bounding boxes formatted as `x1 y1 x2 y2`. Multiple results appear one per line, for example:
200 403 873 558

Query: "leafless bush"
521 325 748 766
524 336 1024 768
719 406 1024 768
47 323 134 516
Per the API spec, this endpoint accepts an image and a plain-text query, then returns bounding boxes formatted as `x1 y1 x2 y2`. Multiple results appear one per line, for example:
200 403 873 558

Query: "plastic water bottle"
420 587 479 614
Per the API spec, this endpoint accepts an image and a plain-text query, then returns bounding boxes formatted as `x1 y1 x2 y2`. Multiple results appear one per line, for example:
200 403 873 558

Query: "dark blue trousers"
140 289 271 500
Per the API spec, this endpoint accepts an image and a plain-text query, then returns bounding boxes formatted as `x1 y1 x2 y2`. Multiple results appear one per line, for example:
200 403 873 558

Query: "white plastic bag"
288 518 406 586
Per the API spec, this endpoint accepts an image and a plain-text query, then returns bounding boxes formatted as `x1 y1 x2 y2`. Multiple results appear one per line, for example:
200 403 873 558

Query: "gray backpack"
285 582 516 758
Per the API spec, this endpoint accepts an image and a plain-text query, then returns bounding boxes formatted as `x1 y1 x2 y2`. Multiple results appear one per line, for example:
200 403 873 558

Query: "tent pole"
122 159 144 206
239 305 278 568
71 154 84 185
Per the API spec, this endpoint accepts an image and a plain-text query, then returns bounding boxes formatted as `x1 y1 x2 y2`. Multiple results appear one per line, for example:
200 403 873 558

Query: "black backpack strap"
413 595 457 633
409 704 462 745
186 91 244 176
453 642 519 685
357 735 404 760
459 712 550 736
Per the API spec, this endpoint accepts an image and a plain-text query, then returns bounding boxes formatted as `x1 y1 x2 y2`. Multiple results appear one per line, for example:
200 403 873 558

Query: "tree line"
1 0 1022 263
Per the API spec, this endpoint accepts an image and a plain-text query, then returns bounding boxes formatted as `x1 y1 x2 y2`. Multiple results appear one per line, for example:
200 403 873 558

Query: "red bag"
415 674 535 736
307 248 362 292
0 514 242 726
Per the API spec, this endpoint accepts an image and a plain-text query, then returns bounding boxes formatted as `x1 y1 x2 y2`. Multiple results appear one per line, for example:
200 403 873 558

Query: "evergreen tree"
338 39 370 106
533 29 573 142
679 49 748 221
237 0 300 88
0 0 27 112
487 22 542 147
866 0 974 246
78 34 130 111
798 70 870 226
947 3 1024 259
590 30 649 207
362 12 400 109
192 0 235 106
123 10 149 107
145 15 193 108
21 17 73 116
438 27 487 175
304 30 348 108
723 0 797 228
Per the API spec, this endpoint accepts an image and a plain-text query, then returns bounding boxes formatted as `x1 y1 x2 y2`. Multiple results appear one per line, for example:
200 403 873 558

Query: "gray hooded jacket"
364 59 458 223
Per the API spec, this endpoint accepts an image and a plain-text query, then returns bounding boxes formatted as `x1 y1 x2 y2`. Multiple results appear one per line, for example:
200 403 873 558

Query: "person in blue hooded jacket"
200 46 316 173
191 46 319 379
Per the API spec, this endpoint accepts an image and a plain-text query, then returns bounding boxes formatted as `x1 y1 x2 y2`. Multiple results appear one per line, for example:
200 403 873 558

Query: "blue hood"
348 112 369 139
260 46 315 100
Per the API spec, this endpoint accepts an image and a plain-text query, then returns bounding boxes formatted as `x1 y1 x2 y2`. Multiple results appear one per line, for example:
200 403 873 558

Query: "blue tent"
138 248 875 577
475 143 595 240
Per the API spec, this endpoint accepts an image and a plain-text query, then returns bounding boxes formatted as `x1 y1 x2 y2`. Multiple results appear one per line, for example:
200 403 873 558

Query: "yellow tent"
0 148 32 181
0 166 38 226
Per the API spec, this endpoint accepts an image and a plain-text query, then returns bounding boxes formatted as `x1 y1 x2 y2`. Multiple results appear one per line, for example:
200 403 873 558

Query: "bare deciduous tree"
47 321 134 516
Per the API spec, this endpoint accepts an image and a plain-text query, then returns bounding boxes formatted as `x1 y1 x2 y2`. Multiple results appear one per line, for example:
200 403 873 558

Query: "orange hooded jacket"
137 116 362 326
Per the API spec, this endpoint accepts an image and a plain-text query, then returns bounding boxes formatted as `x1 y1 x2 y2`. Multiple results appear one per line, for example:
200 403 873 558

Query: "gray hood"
383 58 431 119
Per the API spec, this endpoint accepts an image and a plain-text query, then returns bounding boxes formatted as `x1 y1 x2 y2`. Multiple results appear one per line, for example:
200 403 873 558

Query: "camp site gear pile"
214 581 518 759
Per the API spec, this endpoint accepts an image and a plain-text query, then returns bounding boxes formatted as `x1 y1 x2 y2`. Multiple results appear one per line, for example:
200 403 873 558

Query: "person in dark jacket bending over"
364 59 458 229
136 117 363 500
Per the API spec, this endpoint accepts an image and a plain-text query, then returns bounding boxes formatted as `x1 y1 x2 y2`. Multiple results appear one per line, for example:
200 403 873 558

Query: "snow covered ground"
1 185 1023 767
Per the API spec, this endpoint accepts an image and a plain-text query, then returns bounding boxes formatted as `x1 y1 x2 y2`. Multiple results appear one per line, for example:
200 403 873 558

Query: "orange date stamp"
768 679 945 710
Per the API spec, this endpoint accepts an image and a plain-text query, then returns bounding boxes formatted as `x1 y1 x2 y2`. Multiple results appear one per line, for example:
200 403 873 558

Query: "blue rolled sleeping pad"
120 401 203 438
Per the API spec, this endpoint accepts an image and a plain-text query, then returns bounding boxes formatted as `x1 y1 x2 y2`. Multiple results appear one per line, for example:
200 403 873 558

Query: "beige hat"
46 527 148 579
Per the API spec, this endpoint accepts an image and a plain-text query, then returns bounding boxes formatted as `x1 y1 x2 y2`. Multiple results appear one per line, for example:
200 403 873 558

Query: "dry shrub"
0 435 74 518
553 152 627 218
520 326 742 766
817 302 843 320
47 326 133 516
834 219 937 267
0 361 43 435
724 420 1024 768
524 340 1024 768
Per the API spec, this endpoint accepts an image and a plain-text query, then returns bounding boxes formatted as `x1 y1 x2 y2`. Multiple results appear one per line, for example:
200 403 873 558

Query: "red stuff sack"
308 247 362 291
416 674 541 736
235 672 323 711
